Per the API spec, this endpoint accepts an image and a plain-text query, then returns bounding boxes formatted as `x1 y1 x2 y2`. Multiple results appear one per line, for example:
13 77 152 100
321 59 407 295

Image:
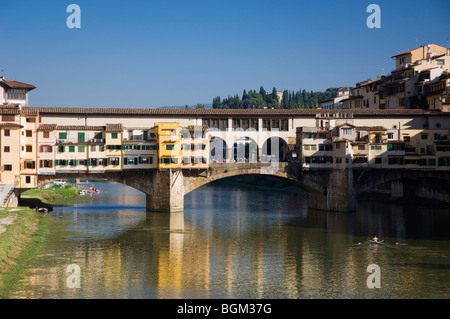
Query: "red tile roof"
0 80 36 90
20 106 446 117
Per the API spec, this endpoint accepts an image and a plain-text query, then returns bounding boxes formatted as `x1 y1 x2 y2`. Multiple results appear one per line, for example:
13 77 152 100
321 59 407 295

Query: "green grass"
21 185 80 206
0 208 48 298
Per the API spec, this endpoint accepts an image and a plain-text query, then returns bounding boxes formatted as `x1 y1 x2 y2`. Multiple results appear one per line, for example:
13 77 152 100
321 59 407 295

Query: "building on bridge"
296 113 450 170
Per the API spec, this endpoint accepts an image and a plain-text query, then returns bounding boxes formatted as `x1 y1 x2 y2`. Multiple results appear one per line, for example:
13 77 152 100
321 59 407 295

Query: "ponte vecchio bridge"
1 106 450 211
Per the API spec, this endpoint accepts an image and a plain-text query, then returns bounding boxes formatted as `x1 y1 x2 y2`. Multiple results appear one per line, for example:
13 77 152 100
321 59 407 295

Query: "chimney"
0 76 4 81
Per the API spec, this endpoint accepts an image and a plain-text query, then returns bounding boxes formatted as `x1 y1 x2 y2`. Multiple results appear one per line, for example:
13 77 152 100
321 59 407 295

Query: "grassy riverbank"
0 207 48 298
20 184 80 207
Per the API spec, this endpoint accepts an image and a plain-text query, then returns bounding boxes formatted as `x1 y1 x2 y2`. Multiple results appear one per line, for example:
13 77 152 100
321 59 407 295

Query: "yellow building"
392 44 449 70
155 123 181 168
19 111 39 187
105 123 123 170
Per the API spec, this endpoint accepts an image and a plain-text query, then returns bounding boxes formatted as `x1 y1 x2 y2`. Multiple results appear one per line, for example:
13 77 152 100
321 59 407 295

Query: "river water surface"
15 180 450 299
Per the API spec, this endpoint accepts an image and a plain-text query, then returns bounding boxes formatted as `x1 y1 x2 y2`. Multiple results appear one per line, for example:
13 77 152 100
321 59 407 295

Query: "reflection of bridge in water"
34 162 450 212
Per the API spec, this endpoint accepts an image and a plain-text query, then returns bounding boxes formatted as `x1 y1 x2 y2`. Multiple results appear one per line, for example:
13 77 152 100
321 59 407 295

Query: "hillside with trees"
212 86 342 109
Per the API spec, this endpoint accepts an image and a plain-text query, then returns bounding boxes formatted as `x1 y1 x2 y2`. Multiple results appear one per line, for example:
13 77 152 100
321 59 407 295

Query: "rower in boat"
370 236 384 244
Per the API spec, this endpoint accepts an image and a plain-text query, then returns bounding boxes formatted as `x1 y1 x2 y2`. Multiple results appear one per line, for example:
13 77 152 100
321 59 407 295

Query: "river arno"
13 180 450 299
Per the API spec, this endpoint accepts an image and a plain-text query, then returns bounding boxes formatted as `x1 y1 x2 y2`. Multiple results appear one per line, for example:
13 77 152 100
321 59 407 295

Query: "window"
220 119 228 131
242 120 249 131
26 145 33 152
2 115 15 121
280 119 288 131
375 157 382 164
26 118 36 123
24 161 35 169
3 165 12 171
39 145 53 153
232 119 241 131
39 160 53 168
388 157 404 165
69 146 75 152
262 119 270 131
335 143 341 149
25 176 31 184
25 130 32 137
437 60 444 66
428 158 436 166
371 145 382 150
421 134 428 140
78 146 85 152
166 144 175 150
4 129 10 137
161 157 178 164
335 158 342 164
109 157 120 165
78 132 85 143
403 136 410 142
4 146 10 152
342 128 353 135
43 131 50 138
271 119 280 130
250 119 258 131
59 132 67 139
91 145 96 151
358 145 365 151
111 132 118 139
387 133 393 139
106 145 122 150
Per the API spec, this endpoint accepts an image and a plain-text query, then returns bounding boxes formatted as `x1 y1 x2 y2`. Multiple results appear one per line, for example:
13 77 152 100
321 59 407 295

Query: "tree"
195 104 205 109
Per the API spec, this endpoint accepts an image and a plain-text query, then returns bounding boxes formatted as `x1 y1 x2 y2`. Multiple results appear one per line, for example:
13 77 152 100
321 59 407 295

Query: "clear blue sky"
0 0 449 107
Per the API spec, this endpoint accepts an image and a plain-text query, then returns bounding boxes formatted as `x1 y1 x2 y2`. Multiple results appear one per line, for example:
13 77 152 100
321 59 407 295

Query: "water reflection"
17 181 450 299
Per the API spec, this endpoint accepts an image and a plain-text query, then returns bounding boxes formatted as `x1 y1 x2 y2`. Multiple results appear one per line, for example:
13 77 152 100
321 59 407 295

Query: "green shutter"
136 157 140 165
387 144 392 150
69 146 75 152
124 158 128 165
55 159 59 166
86 158 90 166
75 160 79 166
78 132 85 143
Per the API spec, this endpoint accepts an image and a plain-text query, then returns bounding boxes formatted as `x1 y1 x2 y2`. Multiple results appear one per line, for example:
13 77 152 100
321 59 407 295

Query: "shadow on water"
285 199 450 241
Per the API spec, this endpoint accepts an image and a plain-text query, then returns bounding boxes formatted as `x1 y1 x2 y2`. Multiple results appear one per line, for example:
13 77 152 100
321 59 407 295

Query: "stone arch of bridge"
183 164 320 196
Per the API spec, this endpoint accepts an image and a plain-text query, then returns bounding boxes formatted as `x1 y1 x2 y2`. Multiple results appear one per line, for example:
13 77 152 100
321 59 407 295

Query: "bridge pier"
306 168 356 212
145 169 184 213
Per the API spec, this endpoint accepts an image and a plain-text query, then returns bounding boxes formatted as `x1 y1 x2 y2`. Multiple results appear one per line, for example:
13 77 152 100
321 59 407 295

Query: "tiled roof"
185 125 210 132
105 123 123 132
37 124 105 131
355 126 387 131
0 108 20 115
37 124 57 131
21 107 445 117
0 103 20 109
21 108 38 116
0 80 36 90
0 122 23 128
58 125 105 131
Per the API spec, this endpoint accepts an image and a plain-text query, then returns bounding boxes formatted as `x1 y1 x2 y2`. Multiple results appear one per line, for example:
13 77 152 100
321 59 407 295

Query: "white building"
0 76 36 106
